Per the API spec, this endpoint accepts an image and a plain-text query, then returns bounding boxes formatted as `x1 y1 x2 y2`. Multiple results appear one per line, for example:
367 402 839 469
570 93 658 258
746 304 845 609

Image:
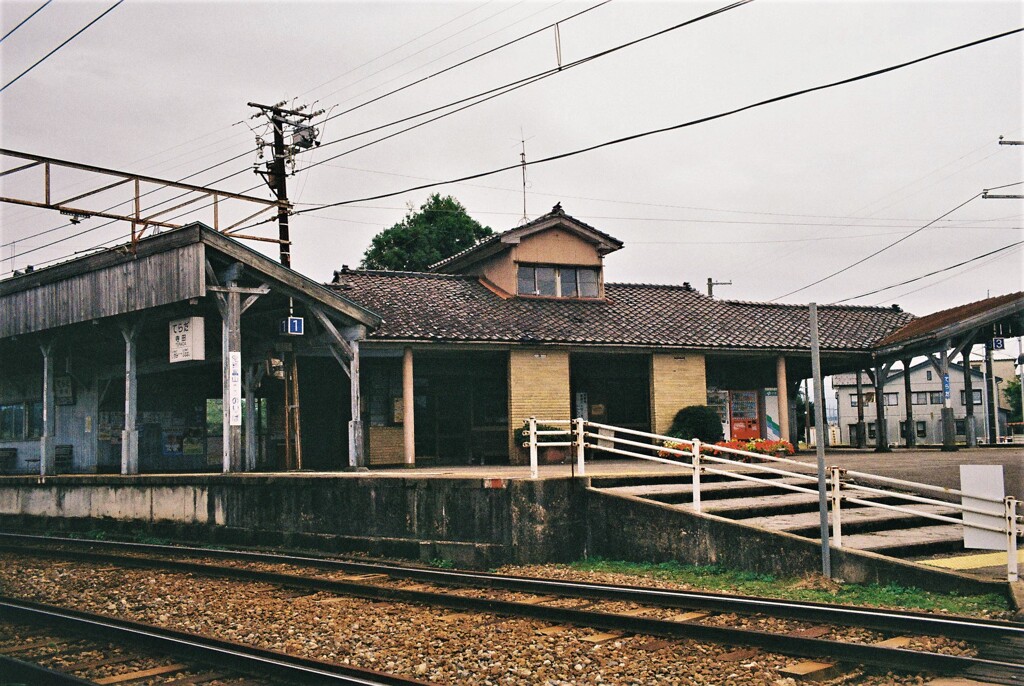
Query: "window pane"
0 404 20 440
578 269 599 297
517 266 536 295
916 421 927 438
929 391 943 404
26 402 43 439
536 267 557 296
560 268 578 297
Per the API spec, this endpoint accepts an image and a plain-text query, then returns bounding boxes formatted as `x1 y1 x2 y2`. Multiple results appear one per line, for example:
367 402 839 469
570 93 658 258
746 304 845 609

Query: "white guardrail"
523 417 1023 582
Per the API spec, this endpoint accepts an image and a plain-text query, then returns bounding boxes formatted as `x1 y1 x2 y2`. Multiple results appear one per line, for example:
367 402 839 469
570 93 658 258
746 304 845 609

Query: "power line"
876 247 1022 304
771 193 982 301
273 25 1022 224
317 1 612 125
0 0 52 44
0 0 125 94
297 0 748 175
831 241 1024 304
315 160 1023 223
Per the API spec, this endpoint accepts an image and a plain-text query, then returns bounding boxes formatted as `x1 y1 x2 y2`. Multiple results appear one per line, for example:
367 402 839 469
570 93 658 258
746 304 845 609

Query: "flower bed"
658 438 795 463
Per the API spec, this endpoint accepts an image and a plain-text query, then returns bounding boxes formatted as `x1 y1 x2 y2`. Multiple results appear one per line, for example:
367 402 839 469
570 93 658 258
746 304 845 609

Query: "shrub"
666 405 724 443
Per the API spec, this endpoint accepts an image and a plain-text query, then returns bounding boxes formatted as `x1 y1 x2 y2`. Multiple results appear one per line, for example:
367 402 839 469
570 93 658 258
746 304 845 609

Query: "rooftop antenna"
516 128 535 225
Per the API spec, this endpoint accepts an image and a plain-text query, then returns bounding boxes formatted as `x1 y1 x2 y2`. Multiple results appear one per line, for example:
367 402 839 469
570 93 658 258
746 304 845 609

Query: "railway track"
0 596 428 685
1 532 1022 684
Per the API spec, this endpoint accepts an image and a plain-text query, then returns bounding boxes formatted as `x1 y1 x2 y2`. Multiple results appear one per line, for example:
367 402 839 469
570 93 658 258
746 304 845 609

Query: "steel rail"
2 538 1023 679
1 532 1019 643
0 655 96 685
0 597 427 686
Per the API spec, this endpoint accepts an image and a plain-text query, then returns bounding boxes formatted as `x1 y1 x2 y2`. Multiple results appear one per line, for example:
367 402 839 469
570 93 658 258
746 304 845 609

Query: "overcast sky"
1 0 1022 373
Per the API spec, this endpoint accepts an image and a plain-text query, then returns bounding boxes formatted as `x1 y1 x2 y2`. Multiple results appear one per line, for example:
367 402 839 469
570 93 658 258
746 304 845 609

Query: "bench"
0 448 16 474
55 445 73 473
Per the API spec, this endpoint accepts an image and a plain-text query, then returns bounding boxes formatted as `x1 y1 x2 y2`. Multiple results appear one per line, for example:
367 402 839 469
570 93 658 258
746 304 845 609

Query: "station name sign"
169 316 205 363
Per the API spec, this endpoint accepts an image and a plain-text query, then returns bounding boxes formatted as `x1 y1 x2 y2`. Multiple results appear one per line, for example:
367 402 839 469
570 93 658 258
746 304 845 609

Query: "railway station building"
1 206 926 474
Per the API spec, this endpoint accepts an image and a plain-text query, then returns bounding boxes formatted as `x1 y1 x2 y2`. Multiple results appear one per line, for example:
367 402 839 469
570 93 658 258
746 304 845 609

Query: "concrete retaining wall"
585 489 1006 597
0 474 1009 600
0 475 585 569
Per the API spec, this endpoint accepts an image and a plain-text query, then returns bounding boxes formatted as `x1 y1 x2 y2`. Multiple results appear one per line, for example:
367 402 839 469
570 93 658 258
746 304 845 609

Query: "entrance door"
730 390 760 440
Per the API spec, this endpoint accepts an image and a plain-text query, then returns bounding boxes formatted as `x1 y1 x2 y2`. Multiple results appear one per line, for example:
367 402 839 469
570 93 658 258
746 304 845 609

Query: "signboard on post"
992 337 1005 350
229 352 242 427
169 317 205 362
942 373 951 401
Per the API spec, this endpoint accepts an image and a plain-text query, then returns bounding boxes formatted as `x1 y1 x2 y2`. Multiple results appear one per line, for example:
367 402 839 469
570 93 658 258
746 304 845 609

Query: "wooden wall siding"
0 244 204 337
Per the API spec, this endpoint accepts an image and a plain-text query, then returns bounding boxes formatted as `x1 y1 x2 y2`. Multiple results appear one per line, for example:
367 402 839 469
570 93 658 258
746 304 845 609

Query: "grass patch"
567 558 1010 617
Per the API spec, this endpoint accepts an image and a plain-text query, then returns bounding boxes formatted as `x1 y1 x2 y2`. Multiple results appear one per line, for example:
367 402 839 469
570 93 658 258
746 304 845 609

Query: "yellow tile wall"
368 426 405 465
508 349 570 462
650 353 707 435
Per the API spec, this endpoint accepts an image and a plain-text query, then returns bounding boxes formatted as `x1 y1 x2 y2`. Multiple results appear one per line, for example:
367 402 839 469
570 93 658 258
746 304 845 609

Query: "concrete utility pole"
809 303 831 578
985 340 999 444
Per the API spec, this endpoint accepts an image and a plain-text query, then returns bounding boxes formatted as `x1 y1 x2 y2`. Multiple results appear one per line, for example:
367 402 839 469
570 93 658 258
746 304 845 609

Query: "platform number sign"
280 316 304 336
992 337 1005 350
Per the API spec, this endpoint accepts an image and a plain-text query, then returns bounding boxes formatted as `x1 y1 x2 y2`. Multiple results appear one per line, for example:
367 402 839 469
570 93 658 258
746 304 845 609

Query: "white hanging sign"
169 317 205 362
229 352 242 426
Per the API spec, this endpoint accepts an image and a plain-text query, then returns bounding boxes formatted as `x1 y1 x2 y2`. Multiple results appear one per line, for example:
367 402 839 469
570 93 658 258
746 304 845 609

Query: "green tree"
360 194 492 271
1005 376 1022 423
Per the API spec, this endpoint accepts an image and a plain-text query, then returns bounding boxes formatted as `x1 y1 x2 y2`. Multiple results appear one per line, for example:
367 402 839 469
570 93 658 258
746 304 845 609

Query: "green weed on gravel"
567 558 1010 617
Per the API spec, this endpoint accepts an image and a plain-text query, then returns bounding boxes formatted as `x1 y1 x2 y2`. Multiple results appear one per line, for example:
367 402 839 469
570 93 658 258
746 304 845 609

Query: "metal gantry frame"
0 149 283 248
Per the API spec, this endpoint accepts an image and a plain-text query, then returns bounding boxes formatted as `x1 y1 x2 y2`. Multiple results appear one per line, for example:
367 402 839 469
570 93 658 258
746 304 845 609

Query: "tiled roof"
330 270 915 351
874 291 1024 348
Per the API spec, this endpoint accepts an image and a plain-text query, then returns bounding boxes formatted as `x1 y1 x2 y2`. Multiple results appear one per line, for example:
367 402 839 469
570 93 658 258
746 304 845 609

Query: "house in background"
833 361 1006 446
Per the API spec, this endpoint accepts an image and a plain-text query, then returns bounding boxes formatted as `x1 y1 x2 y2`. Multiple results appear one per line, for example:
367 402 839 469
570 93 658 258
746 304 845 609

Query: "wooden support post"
403 347 415 467
855 370 866 448
120 325 139 474
940 348 957 452
985 341 999 444
39 341 56 476
902 359 916 448
872 363 891 452
243 365 263 472
348 339 364 468
963 346 977 447
221 282 242 472
775 356 789 443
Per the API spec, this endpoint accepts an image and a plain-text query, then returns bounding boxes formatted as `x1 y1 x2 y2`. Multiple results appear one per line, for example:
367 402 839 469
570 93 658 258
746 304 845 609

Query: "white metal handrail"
525 416 1022 581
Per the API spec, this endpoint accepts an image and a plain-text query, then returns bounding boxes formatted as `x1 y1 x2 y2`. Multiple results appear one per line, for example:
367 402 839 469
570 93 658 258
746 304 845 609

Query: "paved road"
789 447 1023 501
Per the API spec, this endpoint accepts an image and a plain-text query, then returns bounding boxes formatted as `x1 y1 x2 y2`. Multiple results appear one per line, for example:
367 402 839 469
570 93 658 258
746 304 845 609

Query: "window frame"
516 263 601 299
0 401 40 442
959 389 982 406
883 392 899 407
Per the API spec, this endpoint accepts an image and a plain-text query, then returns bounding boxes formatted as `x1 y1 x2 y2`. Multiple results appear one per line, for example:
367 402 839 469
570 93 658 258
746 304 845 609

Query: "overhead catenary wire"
0 1 612 252
770 192 984 301
831 241 1024 304
298 0 754 173
262 25 1023 227
0 0 52 44
0 0 125 94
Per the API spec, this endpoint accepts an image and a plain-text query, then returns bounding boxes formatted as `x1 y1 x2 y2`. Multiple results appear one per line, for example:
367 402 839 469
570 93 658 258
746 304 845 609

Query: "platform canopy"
871 291 1023 363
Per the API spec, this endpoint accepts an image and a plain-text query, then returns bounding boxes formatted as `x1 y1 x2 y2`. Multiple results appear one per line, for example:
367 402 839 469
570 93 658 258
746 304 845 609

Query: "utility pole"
707 278 732 298
247 101 323 470
248 101 322 266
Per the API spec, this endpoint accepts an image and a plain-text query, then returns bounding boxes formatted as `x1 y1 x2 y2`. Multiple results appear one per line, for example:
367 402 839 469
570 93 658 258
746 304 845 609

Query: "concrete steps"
592 472 970 562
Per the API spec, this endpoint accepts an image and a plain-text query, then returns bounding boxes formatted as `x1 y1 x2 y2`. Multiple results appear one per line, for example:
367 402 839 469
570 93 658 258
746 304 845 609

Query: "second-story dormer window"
517 264 599 298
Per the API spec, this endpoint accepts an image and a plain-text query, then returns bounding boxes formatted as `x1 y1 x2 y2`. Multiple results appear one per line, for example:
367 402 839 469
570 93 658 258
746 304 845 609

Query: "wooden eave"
0 223 381 336
871 296 1024 361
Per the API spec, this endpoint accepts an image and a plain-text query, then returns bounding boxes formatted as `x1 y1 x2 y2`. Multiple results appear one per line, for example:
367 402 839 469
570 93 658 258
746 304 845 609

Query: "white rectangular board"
960 465 1005 550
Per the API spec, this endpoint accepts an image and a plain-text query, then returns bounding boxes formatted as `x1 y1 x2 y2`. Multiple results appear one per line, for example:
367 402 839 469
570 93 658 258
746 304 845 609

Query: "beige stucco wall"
368 426 405 465
479 230 603 295
650 353 708 435
508 349 570 463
